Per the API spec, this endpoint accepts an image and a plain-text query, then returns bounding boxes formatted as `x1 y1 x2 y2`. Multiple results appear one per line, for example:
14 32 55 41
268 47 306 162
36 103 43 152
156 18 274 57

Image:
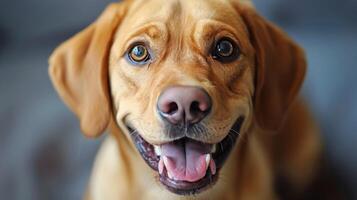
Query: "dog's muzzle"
125 115 244 195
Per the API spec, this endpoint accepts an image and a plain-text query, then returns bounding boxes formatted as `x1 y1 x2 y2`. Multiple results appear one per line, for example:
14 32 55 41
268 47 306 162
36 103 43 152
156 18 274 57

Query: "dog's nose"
157 86 212 125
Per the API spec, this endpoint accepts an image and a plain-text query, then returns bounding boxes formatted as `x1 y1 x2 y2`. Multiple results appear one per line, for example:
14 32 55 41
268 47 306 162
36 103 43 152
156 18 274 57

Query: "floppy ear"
237 5 307 131
49 3 127 137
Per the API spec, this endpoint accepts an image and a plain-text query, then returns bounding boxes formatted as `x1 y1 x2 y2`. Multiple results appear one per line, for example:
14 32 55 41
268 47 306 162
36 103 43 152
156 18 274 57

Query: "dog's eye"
128 44 150 64
212 38 240 62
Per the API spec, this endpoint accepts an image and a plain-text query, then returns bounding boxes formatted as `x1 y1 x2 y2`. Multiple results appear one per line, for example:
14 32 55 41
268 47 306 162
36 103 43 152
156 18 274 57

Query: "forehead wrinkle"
165 1 216 65
165 0 185 61
193 19 250 51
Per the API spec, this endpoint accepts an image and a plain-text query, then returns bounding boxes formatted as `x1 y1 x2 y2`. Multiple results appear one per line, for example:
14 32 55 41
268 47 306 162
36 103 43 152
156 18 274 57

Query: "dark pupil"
217 40 233 57
133 46 146 59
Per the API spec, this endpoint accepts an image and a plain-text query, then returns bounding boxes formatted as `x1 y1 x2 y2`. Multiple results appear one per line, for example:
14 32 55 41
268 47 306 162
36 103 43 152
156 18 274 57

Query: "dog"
49 0 322 199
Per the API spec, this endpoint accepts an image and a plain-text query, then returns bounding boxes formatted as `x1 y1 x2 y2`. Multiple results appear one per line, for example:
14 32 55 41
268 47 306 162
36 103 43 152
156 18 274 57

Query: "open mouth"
126 117 244 195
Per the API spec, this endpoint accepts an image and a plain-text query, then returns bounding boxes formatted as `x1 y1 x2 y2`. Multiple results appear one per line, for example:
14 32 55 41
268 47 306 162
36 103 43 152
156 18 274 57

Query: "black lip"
126 116 244 195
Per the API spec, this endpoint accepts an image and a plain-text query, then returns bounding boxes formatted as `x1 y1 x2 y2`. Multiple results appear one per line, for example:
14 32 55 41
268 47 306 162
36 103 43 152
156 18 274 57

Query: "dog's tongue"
160 139 212 182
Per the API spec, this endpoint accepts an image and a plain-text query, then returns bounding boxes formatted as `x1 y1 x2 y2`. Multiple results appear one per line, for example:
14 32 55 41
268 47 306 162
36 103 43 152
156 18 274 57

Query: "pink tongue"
160 140 212 182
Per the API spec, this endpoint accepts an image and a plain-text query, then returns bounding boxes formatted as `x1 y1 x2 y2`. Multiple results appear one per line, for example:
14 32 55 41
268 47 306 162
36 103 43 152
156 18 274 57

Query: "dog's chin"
125 117 244 195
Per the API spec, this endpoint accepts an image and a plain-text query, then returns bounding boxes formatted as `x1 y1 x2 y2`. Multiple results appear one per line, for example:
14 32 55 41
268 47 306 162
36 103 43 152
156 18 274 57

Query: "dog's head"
49 0 306 195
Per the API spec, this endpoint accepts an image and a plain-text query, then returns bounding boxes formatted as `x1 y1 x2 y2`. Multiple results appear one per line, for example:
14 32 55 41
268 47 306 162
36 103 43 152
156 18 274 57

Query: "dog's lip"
125 116 244 195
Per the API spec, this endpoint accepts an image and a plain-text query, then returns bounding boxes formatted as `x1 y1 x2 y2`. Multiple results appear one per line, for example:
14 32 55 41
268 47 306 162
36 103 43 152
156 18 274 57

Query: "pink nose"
157 86 212 125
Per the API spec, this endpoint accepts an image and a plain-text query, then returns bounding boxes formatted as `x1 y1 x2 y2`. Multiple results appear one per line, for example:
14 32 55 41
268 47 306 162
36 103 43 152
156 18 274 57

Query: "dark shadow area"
0 26 9 55
276 154 354 200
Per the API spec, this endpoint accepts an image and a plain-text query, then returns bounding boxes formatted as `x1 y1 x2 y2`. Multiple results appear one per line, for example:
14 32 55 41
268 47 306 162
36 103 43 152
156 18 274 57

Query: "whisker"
229 128 240 135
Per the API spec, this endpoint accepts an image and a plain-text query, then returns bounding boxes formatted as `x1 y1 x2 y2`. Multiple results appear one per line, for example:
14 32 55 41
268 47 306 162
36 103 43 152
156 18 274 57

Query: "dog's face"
49 0 306 195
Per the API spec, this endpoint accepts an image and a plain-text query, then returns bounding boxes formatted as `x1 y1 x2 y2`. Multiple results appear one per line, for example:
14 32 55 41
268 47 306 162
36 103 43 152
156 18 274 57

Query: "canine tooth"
163 156 169 166
154 145 161 156
205 154 211 167
163 156 174 179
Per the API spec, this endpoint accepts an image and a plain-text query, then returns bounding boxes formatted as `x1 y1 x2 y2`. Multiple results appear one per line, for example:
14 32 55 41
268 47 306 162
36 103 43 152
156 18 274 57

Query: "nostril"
190 101 201 115
166 102 179 115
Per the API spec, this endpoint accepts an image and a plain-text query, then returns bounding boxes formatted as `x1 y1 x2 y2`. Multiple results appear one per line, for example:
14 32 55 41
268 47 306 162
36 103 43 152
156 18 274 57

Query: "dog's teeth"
154 145 161 156
163 156 169 166
163 156 174 180
168 171 174 179
211 144 217 153
205 154 211 167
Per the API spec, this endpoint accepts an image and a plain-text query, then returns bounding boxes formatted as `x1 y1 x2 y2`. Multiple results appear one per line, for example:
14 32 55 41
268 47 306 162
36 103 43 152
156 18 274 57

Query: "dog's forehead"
124 0 246 28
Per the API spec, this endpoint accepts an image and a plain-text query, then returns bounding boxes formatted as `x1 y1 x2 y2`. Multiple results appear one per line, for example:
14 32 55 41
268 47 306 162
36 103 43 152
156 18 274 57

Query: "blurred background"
0 0 356 199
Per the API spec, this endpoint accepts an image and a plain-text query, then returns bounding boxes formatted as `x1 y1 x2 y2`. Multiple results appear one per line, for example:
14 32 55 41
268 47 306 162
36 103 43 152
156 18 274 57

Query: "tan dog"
49 0 321 199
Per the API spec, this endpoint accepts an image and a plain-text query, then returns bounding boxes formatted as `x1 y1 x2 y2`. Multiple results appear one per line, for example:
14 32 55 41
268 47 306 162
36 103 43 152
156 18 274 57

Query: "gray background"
0 0 356 199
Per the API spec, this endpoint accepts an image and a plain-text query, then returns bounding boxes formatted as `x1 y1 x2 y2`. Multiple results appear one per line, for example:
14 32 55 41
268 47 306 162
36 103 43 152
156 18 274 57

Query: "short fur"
49 0 321 199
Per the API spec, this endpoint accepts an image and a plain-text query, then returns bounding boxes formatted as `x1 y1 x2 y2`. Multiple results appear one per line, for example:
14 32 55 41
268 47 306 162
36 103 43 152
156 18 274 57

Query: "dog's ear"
49 3 127 137
237 5 307 131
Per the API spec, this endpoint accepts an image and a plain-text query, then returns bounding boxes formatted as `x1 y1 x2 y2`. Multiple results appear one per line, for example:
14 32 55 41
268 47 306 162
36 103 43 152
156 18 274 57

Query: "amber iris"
129 44 149 63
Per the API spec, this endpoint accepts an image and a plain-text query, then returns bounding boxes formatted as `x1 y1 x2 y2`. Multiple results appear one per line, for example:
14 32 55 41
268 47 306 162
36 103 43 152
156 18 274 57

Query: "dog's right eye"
127 44 151 65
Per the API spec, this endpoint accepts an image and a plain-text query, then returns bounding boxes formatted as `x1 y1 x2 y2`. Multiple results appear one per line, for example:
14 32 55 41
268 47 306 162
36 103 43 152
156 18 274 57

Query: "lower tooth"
168 171 173 179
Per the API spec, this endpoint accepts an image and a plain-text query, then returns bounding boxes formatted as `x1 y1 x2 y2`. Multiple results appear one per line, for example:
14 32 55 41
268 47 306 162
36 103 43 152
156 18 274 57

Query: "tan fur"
49 0 321 199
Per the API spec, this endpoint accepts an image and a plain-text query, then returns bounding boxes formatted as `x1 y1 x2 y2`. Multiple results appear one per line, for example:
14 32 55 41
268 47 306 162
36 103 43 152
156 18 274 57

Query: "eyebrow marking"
122 22 168 47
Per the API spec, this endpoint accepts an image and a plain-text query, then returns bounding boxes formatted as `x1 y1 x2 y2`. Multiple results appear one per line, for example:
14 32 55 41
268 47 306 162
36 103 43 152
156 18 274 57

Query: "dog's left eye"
127 44 151 65
212 38 240 62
